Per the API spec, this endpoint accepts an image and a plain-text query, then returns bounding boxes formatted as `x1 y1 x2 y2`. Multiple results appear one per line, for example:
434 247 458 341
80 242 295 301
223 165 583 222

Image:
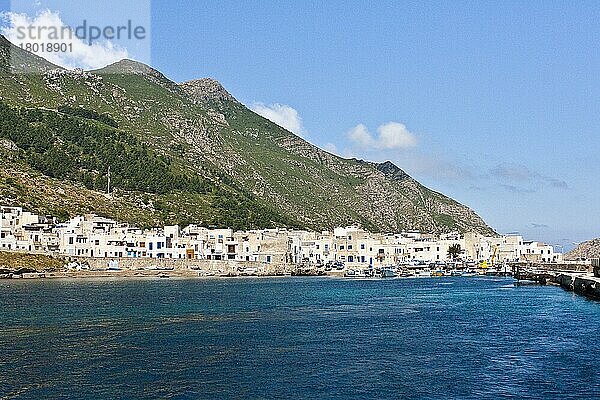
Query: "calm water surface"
1 277 599 399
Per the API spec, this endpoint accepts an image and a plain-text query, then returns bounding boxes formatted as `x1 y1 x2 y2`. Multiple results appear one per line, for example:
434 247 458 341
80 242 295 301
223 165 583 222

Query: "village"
0 205 565 278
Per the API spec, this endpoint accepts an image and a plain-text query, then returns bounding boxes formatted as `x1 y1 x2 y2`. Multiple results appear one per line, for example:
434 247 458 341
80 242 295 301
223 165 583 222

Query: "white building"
0 205 565 266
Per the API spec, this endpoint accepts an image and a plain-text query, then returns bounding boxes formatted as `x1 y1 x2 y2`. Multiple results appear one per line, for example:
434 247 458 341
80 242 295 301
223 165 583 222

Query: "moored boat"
344 269 368 278
381 268 397 278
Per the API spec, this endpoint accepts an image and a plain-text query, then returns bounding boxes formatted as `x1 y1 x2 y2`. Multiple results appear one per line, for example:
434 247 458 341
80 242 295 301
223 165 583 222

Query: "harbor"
2 274 600 399
1 205 568 281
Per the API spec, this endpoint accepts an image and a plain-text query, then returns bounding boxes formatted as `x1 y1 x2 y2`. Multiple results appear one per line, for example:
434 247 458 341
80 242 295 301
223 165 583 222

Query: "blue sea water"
1 276 599 399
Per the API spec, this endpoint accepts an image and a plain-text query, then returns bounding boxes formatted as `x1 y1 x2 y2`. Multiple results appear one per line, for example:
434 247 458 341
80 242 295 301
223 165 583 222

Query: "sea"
1 276 599 399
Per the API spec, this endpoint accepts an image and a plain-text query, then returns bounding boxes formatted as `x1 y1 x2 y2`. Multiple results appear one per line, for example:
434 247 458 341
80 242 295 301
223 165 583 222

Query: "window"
340 245 345 250
69 237 74 245
348 245 353 250
360 244 365 250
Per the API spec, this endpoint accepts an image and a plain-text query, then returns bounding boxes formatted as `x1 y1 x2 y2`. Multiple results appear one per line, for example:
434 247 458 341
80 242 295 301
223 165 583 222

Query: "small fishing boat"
381 268 397 278
414 268 432 278
345 269 367 278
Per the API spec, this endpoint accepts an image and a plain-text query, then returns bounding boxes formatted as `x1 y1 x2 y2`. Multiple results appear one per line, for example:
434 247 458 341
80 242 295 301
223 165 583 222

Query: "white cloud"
1 10 129 69
347 122 417 150
323 142 338 155
250 102 306 137
347 124 373 147
376 122 417 149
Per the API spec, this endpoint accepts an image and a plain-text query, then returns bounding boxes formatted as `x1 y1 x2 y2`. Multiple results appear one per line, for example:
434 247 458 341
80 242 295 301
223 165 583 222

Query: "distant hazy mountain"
0 35 494 234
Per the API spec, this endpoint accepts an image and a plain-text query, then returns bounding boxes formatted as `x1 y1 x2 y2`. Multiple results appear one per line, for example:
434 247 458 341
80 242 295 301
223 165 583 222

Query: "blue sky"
2 1 600 249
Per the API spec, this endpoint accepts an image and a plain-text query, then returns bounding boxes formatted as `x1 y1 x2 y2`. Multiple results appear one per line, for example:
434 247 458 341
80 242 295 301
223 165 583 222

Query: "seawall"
68 256 300 276
555 273 600 300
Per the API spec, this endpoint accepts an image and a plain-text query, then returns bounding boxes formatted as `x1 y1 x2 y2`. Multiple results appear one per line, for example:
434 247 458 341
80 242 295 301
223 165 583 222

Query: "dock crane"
479 245 499 270
490 245 498 267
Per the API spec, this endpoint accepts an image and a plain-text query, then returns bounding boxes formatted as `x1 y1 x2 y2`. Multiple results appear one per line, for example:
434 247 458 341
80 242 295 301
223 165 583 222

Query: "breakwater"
554 273 600 300
515 265 600 301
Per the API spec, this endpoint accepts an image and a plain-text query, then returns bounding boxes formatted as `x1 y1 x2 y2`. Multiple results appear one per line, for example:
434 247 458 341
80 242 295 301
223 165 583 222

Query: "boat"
107 260 121 271
239 267 258 276
432 268 445 277
344 269 367 278
381 268 397 278
398 270 415 278
414 268 432 278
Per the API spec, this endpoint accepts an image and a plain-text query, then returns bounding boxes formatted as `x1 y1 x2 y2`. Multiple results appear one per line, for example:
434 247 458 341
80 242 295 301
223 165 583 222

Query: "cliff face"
0 35 495 234
179 78 239 103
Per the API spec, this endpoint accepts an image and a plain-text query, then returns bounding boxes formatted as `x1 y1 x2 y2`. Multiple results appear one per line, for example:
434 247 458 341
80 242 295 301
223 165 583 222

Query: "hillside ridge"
0 36 495 235
565 239 600 260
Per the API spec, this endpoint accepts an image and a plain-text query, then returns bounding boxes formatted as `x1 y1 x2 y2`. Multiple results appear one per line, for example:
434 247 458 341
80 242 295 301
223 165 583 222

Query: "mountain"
565 239 600 260
0 36 495 234
0 35 59 73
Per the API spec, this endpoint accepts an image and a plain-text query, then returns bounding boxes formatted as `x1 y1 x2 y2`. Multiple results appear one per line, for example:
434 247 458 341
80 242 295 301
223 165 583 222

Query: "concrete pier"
514 262 600 301
555 273 600 300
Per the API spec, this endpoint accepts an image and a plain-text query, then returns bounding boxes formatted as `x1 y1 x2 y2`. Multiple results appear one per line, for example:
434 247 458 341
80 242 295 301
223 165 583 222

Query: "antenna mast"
107 166 111 196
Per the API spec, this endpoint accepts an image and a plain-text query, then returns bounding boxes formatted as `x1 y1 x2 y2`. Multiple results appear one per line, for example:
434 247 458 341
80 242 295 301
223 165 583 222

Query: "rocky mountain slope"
0 35 495 234
565 239 600 260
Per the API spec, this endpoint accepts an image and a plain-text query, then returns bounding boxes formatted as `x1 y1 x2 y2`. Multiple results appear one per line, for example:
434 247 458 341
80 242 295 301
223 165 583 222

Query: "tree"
447 243 462 260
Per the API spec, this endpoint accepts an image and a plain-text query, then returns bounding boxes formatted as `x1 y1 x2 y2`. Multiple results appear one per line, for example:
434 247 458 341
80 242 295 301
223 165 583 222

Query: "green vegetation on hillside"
57 105 119 128
0 101 299 230
0 102 209 194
